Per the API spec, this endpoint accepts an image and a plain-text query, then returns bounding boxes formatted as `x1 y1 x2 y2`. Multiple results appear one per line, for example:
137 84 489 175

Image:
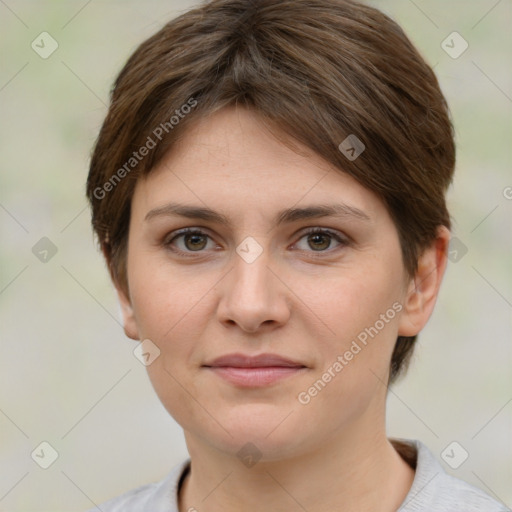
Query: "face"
116 106 443 461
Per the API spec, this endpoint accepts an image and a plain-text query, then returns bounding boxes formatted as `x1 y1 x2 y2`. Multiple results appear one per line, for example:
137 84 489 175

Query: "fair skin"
112 106 449 512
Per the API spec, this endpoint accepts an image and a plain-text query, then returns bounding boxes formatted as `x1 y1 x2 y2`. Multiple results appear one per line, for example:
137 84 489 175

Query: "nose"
216 244 291 334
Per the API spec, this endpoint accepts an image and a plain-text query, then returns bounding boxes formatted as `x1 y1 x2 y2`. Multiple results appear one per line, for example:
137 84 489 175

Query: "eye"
293 228 348 254
165 228 216 255
164 227 349 257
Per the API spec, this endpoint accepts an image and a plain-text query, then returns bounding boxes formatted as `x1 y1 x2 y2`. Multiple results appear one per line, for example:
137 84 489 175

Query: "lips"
203 353 307 369
202 353 308 387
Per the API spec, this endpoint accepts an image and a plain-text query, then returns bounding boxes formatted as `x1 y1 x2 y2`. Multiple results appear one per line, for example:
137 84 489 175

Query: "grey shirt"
87 439 510 511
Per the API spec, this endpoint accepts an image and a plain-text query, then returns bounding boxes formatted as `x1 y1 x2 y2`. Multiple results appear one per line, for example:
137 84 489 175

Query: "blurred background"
0 0 511 510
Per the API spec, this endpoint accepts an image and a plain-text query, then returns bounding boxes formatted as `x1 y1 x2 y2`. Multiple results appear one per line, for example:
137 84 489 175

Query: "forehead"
131 106 385 223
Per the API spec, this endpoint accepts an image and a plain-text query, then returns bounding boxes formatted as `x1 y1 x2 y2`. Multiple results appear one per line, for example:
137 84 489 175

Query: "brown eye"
183 232 208 251
294 228 348 254
165 228 214 254
307 232 332 251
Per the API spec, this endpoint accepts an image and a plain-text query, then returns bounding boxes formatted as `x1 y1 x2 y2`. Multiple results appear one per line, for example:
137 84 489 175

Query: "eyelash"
163 227 350 258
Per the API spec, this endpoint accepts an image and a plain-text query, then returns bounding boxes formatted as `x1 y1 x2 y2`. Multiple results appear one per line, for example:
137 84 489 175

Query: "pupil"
310 233 329 250
186 234 206 250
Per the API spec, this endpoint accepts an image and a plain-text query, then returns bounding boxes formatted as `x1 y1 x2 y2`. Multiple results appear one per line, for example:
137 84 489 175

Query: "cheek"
128 248 208 339
293 275 402 428
311 262 404 374
128 265 214 430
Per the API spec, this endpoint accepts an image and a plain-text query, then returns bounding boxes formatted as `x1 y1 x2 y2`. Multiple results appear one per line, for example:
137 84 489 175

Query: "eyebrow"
144 202 371 226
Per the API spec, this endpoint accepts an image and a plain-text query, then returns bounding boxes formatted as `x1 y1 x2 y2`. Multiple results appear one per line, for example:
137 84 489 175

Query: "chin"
202 409 314 459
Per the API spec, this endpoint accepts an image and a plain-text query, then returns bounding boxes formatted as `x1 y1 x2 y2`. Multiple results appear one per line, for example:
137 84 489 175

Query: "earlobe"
398 226 450 337
115 283 140 340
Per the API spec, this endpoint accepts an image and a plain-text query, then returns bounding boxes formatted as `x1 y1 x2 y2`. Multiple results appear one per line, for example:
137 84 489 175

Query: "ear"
398 226 450 337
101 243 140 341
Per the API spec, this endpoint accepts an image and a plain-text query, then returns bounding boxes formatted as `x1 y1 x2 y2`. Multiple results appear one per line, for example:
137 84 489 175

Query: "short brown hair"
86 0 455 385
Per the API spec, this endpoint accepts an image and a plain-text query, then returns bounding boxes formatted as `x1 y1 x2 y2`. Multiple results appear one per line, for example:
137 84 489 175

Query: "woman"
85 0 507 510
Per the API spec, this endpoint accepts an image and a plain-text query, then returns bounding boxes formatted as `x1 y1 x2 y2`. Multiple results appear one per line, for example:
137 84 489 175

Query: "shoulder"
392 438 510 512
430 470 510 511
84 459 190 512
85 481 156 511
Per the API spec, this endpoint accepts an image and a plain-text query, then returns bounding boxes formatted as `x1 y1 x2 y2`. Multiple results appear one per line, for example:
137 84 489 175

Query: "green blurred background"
1 0 511 510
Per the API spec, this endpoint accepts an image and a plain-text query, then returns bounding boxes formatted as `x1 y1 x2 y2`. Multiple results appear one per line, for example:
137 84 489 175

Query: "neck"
178 424 415 512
